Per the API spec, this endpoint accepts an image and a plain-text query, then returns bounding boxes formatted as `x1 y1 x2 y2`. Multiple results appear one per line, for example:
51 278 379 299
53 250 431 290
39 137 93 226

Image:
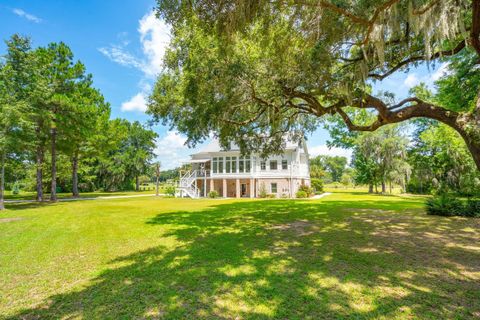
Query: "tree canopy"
0 35 158 209
149 0 480 169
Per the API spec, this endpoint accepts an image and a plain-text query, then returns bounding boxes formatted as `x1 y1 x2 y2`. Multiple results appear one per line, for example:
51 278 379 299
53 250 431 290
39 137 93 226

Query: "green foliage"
465 199 480 218
434 50 480 113
11 182 20 195
208 190 219 198
341 168 354 186
351 124 410 193
310 155 347 183
151 0 480 166
295 190 308 198
164 185 176 197
298 184 313 197
408 123 480 196
0 35 158 199
426 195 480 218
311 178 323 194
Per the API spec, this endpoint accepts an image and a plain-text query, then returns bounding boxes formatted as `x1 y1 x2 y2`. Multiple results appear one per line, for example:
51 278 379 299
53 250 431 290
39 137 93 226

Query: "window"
270 160 278 170
218 157 224 173
212 157 218 173
239 157 251 173
226 156 231 173
282 159 288 170
260 160 266 171
231 156 237 173
271 183 277 193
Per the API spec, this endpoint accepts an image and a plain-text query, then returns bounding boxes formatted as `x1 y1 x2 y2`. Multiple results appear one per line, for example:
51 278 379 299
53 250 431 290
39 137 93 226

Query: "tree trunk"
0 152 5 211
136 175 140 191
381 181 386 193
368 183 373 193
462 135 480 171
50 126 57 202
72 151 79 197
36 144 44 202
389 181 392 194
155 163 160 196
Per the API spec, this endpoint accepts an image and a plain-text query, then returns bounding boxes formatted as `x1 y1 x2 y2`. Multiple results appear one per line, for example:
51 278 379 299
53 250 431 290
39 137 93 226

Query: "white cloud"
404 74 420 88
99 11 169 78
308 144 352 161
397 62 451 93
121 92 147 112
98 46 143 70
155 131 191 169
12 8 42 23
138 11 170 77
99 10 171 113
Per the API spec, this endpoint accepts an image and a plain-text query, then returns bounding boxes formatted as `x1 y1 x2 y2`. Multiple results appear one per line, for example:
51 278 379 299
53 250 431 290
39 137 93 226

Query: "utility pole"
155 162 161 196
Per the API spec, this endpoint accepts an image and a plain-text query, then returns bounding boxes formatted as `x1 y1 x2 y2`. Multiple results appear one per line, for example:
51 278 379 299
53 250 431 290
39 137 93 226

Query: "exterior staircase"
178 170 200 198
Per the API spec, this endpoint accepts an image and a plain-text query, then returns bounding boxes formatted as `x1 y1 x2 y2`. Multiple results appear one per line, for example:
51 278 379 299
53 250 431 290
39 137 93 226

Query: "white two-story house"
178 139 310 198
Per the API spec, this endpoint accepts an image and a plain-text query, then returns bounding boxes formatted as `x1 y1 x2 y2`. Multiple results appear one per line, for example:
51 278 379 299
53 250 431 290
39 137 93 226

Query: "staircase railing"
179 170 200 198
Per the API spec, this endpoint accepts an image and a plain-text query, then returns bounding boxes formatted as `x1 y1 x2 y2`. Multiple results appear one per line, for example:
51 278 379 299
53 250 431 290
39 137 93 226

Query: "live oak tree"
150 0 480 170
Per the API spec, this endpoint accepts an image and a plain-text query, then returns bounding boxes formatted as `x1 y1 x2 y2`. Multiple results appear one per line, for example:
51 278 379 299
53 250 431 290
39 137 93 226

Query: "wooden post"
222 179 227 198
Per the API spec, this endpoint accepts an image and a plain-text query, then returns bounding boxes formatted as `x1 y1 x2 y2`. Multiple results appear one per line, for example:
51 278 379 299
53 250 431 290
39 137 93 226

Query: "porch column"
250 178 255 198
203 176 207 197
236 179 240 198
210 179 214 194
222 179 227 198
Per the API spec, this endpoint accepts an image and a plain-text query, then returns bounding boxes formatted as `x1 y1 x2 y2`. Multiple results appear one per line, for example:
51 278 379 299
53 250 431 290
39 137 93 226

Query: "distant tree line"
0 35 157 209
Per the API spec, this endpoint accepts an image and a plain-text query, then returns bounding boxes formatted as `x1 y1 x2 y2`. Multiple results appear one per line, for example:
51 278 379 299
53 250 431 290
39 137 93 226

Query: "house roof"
194 138 302 155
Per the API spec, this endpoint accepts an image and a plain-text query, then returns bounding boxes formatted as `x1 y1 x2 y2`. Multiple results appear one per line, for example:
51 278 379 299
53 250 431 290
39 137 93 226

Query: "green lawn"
3 189 158 201
1 191 479 319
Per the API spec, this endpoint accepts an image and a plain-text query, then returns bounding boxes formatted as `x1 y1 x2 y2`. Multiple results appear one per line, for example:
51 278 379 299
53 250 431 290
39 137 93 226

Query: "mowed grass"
3 189 158 201
1 191 479 319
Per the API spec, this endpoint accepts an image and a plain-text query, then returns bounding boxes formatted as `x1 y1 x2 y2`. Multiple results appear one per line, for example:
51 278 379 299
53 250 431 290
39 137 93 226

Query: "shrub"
426 194 469 217
298 184 314 197
266 193 276 198
426 196 480 218
296 190 308 198
12 182 20 195
311 178 323 194
208 190 219 198
465 199 480 217
164 185 176 197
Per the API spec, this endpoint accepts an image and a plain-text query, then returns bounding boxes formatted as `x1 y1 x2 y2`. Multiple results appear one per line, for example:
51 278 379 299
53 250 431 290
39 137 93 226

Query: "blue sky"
0 1 447 169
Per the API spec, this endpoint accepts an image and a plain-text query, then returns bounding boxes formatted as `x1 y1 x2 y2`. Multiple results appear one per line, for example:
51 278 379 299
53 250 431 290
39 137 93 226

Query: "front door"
241 183 247 197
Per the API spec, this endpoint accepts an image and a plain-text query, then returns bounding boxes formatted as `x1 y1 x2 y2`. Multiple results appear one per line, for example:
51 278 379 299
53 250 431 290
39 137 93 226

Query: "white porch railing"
178 170 202 198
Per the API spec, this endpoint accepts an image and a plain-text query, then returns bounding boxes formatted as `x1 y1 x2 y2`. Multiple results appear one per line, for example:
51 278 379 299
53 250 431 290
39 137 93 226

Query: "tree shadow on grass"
3 202 52 211
6 199 480 319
